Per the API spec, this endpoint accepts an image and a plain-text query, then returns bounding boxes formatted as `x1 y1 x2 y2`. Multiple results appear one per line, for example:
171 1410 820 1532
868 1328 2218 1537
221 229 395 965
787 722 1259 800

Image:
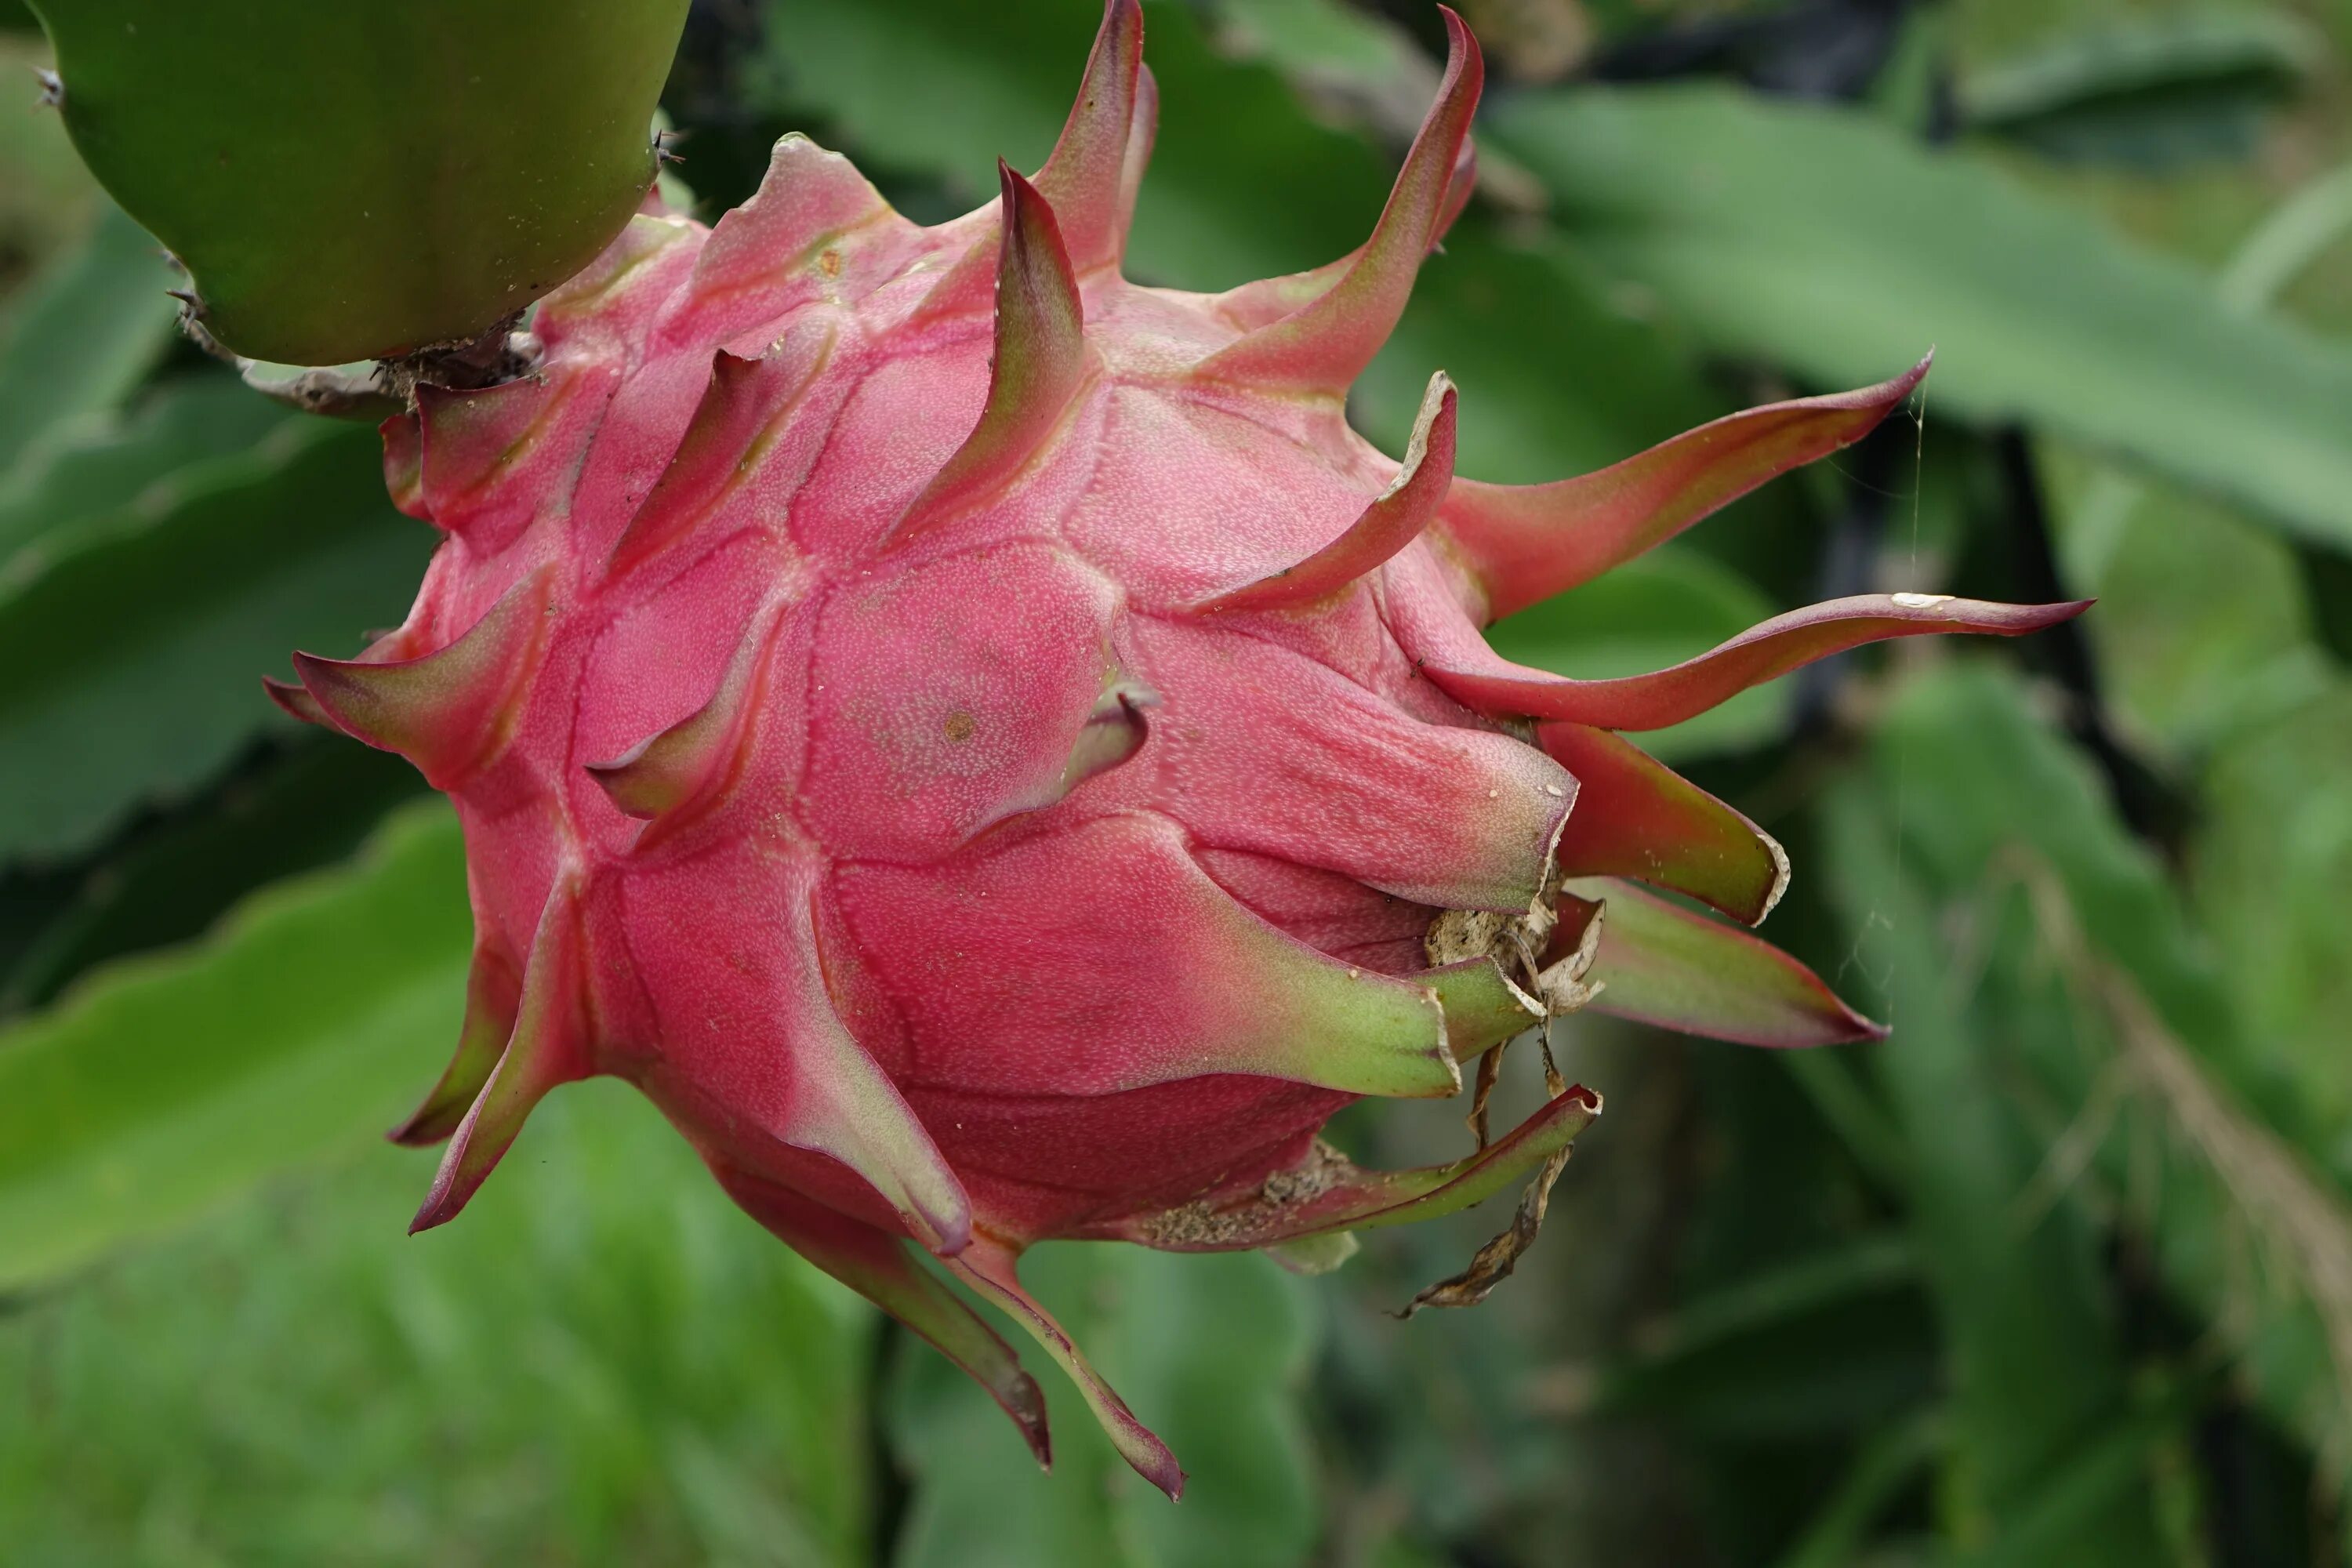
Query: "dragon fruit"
267 2 2082 1495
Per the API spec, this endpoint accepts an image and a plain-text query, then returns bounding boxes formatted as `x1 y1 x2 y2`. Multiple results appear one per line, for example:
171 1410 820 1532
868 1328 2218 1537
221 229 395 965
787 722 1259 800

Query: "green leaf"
27 0 691 364
0 200 176 470
1828 662 2352 1523
1597 1235 1936 1441
1489 86 2352 553
0 800 466 1292
0 415 434 864
2047 450 2331 753
1484 546 1787 760
891 1244 1317 1568
0 735 426 1014
1957 9 2322 168
0 371 287 561
1852 664 2263 1117
2047 160 2352 758
1813 763 2171 1565
1211 0 1424 88
2194 684 2352 1139
1773 1407 1944 1568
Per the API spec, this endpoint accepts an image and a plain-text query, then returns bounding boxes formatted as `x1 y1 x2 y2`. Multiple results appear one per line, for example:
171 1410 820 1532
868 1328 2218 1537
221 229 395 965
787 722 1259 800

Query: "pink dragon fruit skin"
269 2 2085 1494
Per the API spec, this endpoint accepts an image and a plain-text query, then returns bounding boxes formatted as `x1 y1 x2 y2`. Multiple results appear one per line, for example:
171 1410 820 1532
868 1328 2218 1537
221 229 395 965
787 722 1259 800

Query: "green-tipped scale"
26 0 689 365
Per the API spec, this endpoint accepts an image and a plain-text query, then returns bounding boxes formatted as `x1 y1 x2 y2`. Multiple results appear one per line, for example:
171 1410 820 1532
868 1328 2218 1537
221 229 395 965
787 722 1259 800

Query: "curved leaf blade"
0 416 433 864
1493 86 2352 552
0 800 467 1291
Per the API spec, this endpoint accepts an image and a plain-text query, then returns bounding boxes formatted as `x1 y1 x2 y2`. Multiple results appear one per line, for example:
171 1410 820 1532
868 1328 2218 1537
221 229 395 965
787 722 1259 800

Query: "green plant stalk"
27 0 690 363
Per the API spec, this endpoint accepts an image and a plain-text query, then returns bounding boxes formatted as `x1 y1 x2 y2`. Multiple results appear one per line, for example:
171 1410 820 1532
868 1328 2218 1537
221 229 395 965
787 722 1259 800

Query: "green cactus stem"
27 1 690 365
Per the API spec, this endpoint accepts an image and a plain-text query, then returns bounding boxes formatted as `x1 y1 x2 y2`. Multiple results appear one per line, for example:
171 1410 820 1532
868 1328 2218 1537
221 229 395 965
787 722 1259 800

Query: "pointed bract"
630 857 977 1255
908 5 1146 320
1439 356 1933 621
1436 137 1478 243
1541 723 1788 925
1102 1083 1600 1251
1035 0 1147 274
292 563 557 789
713 1163 1050 1465
1054 678 1157 797
890 166 1090 543
690 132 901 303
1422 956 1544 1061
607 323 839 581
1115 63 1160 249
413 375 566 543
948 1236 1186 1500
1424 594 2092 730
1567 878 1883 1047
586 597 791 837
583 612 774 833
1192 8 1481 396
771 947 977 1254
410 879 594 1232
262 675 331 728
1192 372 1457 612
1210 133 1478 335
381 413 427 520
389 938 524 1147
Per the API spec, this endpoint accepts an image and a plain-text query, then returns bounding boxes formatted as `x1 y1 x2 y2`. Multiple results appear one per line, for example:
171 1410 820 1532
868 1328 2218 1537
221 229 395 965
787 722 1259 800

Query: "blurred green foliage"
2 1079 873 1565
2 0 2350 1564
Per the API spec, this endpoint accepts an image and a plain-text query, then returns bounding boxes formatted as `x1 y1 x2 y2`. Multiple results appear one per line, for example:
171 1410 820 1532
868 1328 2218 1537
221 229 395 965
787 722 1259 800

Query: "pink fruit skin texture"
274 1 2085 1494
